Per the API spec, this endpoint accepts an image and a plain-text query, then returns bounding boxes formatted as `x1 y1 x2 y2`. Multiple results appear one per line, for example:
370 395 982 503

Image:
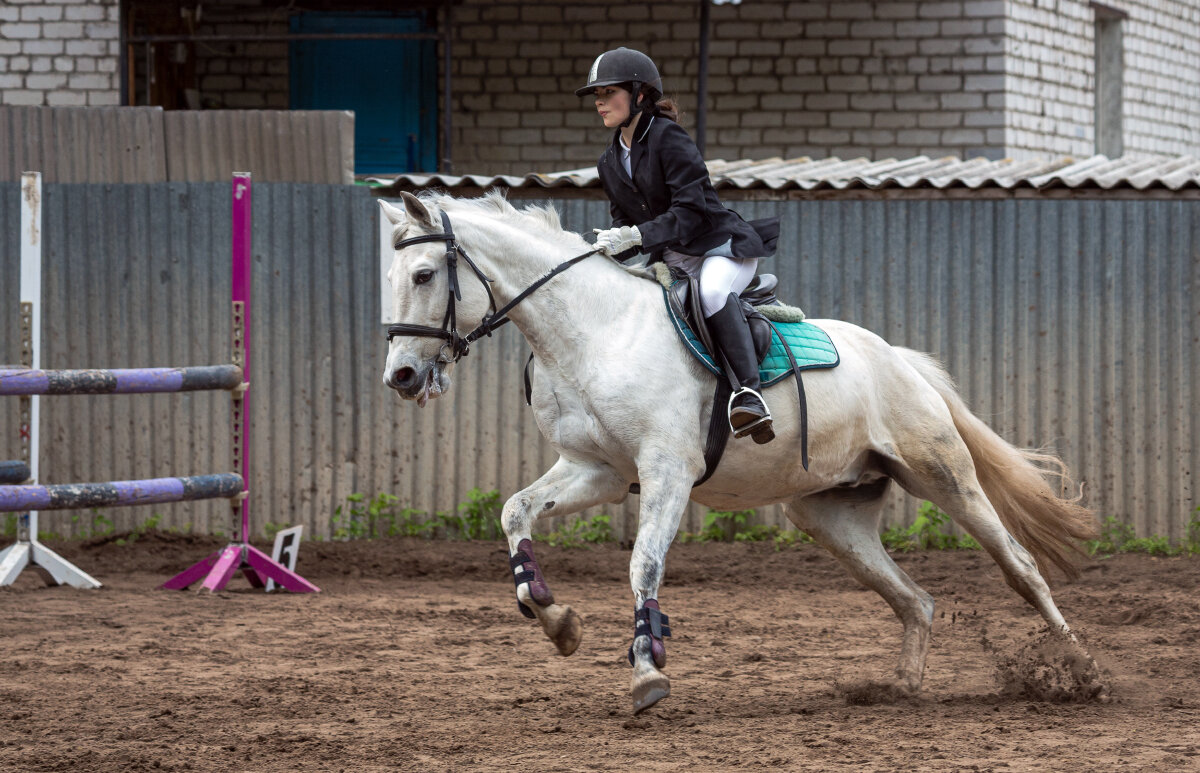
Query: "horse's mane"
414 189 656 280
417 189 570 242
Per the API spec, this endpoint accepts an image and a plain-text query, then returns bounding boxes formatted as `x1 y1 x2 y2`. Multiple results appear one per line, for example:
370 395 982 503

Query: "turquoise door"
289 12 437 173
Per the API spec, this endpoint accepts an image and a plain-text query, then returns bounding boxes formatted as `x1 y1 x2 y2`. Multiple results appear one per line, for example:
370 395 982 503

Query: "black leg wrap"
509 551 538 619
627 601 671 669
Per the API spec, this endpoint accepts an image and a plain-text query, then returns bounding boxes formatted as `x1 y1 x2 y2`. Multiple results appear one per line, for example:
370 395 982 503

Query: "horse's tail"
896 347 1098 580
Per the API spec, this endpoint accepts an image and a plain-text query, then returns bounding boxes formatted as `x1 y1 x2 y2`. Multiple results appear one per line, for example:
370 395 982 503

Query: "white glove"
592 225 642 257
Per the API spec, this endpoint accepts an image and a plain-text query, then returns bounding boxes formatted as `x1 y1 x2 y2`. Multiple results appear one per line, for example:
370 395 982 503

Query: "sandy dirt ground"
1 534 1199 772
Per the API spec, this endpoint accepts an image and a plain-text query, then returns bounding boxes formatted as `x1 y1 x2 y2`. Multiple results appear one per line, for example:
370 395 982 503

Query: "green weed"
880 501 980 552
329 488 503 541
113 513 161 546
71 511 114 539
1184 508 1200 555
1085 509 1200 557
332 492 431 540
455 488 503 540
772 529 815 550
1086 516 1136 555
676 509 811 547
545 514 614 548
686 509 755 542
2 512 64 541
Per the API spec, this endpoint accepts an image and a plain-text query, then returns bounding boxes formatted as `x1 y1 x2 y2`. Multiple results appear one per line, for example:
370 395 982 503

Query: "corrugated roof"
366 154 1200 192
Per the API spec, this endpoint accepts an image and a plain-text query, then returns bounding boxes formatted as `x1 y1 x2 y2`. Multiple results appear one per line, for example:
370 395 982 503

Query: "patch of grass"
880 501 980 552
112 513 161 546
71 511 115 539
1184 508 1200 554
1086 509 1200 557
331 492 430 540
771 529 814 551
677 509 811 548
454 488 504 540
680 509 745 542
544 514 614 548
329 488 503 541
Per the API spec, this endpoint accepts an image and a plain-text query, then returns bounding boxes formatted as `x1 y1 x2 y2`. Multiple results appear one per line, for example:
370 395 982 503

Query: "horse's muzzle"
387 365 420 393
384 360 448 407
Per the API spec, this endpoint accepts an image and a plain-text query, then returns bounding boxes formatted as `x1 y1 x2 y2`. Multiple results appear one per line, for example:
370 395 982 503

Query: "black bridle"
386 210 598 363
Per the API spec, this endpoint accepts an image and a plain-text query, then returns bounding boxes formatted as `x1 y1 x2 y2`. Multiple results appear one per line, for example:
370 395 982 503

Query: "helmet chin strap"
618 81 644 128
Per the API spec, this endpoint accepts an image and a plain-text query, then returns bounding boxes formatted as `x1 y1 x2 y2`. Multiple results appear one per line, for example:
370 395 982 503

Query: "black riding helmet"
576 47 663 127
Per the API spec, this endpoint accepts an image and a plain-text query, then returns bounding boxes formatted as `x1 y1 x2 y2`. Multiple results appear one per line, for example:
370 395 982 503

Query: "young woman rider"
578 47 780 444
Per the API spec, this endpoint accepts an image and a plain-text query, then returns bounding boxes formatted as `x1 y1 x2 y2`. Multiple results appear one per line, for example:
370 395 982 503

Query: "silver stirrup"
727 386 772 436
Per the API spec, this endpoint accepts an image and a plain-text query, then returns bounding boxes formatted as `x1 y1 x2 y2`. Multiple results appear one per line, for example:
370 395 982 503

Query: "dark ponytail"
631 84 679 123
655 96 680 123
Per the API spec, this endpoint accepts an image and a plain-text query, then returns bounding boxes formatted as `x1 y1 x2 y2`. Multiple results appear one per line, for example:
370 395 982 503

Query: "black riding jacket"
597 113 778 265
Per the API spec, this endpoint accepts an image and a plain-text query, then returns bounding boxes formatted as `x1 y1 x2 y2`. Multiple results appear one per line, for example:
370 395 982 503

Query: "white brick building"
0 0 119 107
1 0 1197 173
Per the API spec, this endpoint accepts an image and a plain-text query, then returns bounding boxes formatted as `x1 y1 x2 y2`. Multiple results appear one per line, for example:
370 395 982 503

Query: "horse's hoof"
631 671 670 714
543 604 582 657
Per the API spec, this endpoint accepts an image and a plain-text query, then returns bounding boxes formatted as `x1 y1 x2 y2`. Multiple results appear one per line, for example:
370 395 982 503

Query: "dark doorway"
289 11 437 173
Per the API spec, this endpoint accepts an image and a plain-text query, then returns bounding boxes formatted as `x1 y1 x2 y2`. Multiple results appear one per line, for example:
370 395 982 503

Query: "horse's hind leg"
502 457 628 656
884 439 1071 635
789 482 936 693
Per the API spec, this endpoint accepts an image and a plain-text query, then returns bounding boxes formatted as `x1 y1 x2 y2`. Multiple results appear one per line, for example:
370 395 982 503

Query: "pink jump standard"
162 173 318 594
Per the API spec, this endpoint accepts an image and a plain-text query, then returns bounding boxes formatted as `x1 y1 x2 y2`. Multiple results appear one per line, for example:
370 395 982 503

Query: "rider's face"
593 86 631 129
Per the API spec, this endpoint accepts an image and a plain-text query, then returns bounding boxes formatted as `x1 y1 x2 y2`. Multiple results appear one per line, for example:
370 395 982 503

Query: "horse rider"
579 47 781 444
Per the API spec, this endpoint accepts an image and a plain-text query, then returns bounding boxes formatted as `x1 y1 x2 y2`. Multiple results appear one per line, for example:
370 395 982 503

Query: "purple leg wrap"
628 599 671 669
509 538 555 619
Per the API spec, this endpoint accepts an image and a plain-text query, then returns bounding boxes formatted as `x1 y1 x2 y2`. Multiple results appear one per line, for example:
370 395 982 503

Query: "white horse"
380 191 1099 713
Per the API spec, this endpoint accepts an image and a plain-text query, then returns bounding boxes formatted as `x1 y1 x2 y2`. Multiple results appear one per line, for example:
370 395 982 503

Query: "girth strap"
693 377 732 487
763 318 809 471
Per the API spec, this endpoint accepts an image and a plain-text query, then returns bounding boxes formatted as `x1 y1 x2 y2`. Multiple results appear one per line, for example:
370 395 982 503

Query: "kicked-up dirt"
1 534 1199 772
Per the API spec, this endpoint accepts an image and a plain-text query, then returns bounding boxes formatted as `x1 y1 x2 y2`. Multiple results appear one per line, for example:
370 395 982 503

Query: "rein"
386 210 598 362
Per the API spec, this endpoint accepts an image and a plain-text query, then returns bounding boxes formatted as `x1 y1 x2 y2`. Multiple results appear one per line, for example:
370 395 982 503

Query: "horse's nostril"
392 367 417 389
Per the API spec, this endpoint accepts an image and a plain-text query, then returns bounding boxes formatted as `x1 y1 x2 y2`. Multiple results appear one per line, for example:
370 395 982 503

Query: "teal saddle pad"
661 289 839 387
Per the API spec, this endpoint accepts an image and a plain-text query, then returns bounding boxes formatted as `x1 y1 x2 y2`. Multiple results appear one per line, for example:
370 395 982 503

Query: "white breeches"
699 255 758 318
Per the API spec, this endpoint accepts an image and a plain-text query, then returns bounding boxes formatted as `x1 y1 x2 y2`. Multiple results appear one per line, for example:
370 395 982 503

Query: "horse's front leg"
626 458 699 713
502 456 627 656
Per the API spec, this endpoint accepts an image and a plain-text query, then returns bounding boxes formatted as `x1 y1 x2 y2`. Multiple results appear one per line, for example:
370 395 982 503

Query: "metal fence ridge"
0 107 354 184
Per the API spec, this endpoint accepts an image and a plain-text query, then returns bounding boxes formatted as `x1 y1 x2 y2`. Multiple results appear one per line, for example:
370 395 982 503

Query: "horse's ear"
400 191 434 227
379 199 406 226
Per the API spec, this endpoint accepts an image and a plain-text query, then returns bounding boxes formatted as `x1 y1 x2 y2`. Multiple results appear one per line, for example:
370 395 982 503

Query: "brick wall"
185 2 288 109
0 0 120 107
1005 0 1200 160
449 0 1012 173
7 0 1199 171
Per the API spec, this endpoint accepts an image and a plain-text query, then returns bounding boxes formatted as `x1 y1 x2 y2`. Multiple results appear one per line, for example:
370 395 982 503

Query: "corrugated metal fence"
0 107 354 184
2 184 1197 541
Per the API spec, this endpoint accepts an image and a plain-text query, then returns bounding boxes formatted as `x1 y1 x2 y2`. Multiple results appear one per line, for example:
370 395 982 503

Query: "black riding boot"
707 293 774 444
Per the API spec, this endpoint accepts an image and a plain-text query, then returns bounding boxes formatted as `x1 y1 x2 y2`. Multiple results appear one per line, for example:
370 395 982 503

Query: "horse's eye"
413 269 435 286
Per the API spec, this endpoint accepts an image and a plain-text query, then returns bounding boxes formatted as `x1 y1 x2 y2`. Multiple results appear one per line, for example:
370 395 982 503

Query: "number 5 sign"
266 526 304 592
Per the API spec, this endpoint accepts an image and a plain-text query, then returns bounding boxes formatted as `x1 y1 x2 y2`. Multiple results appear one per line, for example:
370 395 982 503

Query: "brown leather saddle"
664 267 780 365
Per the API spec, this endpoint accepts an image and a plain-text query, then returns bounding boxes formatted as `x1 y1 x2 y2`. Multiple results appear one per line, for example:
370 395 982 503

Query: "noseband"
386 209 597 362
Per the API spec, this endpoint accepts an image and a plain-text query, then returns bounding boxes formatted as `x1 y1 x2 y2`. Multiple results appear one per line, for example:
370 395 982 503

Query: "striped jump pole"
0 474 243 587
0 474 244 512
162 173 318 594
0 461 30 485
0 365 243 396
